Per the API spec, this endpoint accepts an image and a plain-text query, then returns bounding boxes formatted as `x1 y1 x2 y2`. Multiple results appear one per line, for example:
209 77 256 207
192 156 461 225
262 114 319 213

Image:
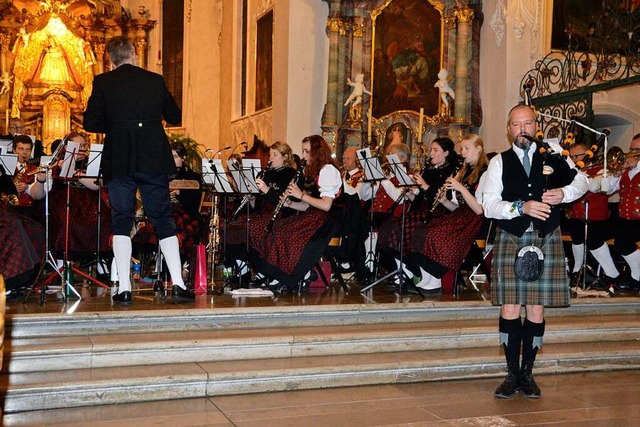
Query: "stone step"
4 314 639 374
6 299 640 338
4 340 640 413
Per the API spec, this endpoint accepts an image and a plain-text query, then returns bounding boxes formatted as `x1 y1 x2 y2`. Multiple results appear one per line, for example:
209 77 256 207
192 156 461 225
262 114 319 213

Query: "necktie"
522 147 531 176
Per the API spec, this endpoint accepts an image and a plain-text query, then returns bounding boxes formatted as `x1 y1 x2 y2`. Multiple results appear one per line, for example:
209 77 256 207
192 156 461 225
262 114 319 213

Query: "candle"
5 108 8 134
367 115 373 143
417 107 424 143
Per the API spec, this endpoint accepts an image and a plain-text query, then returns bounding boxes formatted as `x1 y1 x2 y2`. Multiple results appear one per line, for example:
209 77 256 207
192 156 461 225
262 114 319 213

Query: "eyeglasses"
570 153 587 160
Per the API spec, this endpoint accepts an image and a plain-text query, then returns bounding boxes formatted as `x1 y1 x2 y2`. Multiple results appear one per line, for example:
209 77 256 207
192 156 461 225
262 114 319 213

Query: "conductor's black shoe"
112 291 132 306
519 371 541 398
494 373 520 399
172 285 195 301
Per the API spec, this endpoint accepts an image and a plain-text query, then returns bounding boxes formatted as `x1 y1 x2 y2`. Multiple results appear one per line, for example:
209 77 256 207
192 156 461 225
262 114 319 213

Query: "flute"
266 160 306 233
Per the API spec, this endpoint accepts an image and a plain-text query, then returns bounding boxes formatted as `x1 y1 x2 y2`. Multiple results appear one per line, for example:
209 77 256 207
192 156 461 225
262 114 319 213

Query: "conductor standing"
83 36 194 305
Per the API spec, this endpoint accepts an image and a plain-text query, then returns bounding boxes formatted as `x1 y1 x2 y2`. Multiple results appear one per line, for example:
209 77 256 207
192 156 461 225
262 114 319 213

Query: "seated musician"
565 142 624 291
358 143 412 274
225 141 297 283
376 138 458 287
48 133 112 264
133 141 203 264
10 135 48 219
341 147 364 196
0 166 45 294
251 135 342 293
337 146 367 278
407 135 488 292
601 134 640 291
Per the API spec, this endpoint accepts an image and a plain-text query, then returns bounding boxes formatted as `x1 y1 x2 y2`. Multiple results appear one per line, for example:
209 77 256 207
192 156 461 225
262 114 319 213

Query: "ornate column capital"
0 34 11 53
327 18 347 36
454 7 474 24
351 18 365 38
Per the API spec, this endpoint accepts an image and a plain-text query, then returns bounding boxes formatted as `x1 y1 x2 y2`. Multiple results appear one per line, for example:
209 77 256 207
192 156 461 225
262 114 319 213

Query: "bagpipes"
522 81 610 173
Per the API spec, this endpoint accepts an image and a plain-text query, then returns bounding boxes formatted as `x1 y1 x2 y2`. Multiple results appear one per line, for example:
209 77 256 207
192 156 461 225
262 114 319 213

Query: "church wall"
283 0 329 152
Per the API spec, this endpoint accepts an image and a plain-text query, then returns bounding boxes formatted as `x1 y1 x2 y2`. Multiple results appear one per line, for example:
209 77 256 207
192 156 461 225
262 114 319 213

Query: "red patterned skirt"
49 185 112 259
0 207 44 281
250 207 342 287
380 204 482 275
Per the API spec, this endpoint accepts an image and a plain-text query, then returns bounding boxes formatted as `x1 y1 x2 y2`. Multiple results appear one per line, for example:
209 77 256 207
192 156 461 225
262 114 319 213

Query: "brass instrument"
207 192 221 285
266 160 306 233
13 165 26 186
1 192 18 206
606 146 640 172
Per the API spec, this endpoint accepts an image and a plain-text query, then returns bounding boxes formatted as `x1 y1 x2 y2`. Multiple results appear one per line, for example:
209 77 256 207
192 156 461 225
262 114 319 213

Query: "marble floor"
6 271 495 315
3 370 639 426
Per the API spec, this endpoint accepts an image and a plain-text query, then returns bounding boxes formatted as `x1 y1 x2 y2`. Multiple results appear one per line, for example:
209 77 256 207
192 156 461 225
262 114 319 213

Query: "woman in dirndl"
225 141 297 282
407 135 488 292
252 135 342 292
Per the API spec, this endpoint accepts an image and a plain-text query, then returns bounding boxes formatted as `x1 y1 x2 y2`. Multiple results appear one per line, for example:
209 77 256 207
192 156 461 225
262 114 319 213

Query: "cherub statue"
344 73 372 107
434 68 455 115
0 72 13 95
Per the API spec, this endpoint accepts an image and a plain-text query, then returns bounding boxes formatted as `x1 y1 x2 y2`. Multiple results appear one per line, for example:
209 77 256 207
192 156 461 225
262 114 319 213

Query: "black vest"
497 148 576 237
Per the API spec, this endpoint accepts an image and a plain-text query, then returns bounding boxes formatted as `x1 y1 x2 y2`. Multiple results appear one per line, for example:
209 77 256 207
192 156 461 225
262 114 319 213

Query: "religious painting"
255 9 273 111
371 0 443 119
383 122 409 154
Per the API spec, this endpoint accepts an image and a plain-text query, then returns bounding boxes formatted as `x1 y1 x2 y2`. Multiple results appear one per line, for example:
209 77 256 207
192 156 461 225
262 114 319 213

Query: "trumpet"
606 146 640 172
266 160 306 233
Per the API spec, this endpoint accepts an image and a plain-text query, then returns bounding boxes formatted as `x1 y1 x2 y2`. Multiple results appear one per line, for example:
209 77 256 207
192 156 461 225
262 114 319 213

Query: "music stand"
202 158 235 288
229 159 261 287
73 144 110 293
0 154 18 177
360 155 420 296
22 139 65 304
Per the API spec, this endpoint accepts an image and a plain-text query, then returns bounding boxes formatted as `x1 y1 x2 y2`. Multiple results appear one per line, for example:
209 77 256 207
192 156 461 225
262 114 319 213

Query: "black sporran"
514 245 544 282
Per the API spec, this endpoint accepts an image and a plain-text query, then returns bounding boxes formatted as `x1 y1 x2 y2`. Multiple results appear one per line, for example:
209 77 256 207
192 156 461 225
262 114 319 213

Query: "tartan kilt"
491 226 570 307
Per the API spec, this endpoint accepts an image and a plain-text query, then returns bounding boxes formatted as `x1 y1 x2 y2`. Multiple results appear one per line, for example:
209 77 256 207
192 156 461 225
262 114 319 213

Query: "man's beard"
513 134 532 150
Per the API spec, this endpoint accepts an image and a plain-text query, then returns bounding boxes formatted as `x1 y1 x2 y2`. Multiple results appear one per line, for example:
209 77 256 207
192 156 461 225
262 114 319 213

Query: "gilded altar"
0 0 155 151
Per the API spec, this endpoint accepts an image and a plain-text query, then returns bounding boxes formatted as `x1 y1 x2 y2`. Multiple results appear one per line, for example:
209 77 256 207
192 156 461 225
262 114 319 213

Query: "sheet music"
0 154 18 176
227 159 248 193
385 154 413 186
85 144 103 178
241 158 262 193
202 158 234 193
357 148 385 181
60 141 80 179
40 156 52 167
0 139 11 154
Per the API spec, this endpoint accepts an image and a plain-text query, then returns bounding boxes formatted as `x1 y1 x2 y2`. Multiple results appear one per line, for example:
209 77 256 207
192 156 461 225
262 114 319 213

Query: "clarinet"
266 160 306 233
231 161 271 221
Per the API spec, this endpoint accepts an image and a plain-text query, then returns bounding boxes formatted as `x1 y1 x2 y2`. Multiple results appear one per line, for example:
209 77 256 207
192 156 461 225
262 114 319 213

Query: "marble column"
453 7 473 121
325 17 343 126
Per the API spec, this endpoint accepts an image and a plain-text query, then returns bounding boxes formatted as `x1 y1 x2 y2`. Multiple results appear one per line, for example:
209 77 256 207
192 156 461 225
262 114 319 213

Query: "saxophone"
207 192 221 285
266 160 306 233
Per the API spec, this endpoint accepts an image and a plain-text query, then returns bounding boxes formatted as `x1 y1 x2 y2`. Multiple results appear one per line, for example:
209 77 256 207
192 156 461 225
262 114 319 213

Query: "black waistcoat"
497 148 568 237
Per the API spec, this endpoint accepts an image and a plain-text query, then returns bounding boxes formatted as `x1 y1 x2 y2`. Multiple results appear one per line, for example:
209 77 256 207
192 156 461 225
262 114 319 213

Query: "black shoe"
112 291 132 306
172 285 195 301
615 276 640 291
153 282 164 293
519 371 541 398
569 272 580 288
494 373 520 399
